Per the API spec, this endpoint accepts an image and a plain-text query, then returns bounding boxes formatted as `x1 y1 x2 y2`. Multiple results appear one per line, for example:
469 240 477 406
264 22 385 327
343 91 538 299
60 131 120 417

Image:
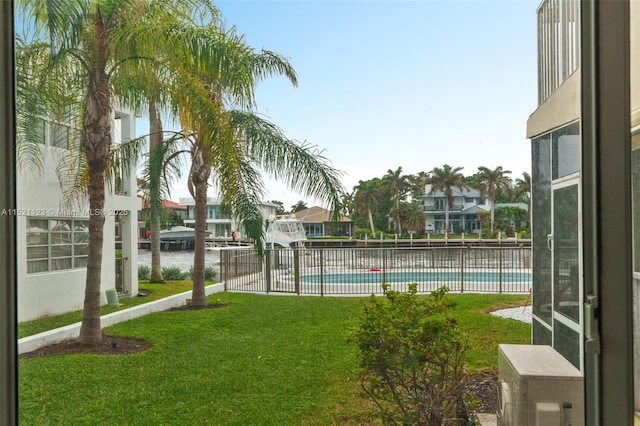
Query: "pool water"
299 271 531 284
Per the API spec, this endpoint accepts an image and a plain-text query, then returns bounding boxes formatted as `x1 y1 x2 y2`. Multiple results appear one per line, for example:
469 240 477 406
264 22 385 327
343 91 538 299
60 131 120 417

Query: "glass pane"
26 218 48 232
533 320 552 346
74 244 88 256
554 319 581 370
27 246 48 260
51 258 72 271
552 121 581 179
51 245 72 258
553 184 580 323
27 260 49 274
532 135 552 324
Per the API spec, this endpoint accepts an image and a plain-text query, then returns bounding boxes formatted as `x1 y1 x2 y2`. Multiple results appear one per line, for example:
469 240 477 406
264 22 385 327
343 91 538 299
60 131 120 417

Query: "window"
26 218 89 273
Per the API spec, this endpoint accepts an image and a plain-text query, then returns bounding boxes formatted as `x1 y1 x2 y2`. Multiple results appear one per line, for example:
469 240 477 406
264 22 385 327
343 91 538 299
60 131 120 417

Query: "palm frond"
229 111 345 215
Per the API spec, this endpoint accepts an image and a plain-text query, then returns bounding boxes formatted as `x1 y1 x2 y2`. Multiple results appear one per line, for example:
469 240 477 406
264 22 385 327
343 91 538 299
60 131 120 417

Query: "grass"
18 291 530 425
18 280 199 339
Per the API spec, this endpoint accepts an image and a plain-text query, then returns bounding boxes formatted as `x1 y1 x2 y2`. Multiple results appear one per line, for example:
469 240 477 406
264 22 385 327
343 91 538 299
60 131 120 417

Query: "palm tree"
406 171 431 200
399 201 426 235
476 166 512 233
291 200 308 213
428 164 467 238
141 130 185 282
382 167 408 236
513 171 531 230
354 179 382 238
164 30 344 306
18 0 235 343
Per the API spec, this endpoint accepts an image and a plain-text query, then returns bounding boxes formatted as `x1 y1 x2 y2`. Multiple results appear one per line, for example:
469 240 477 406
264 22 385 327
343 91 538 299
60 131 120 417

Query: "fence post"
222 250 228 291
294 249 300 294
499 248 504 294
382 248 387 285
265 250 271 293
460 248 464 293
320 249 324 296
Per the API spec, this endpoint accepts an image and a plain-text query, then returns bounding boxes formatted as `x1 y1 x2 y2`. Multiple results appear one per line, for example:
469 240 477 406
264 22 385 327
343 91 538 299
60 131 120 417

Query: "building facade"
293 206 354 237
421 185 491 234
528 0 637 422
180 197 278 238
17 111 139 322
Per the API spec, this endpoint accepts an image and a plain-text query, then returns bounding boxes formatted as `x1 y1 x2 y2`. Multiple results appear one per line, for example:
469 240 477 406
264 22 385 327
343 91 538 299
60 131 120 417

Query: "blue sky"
151 0 539 208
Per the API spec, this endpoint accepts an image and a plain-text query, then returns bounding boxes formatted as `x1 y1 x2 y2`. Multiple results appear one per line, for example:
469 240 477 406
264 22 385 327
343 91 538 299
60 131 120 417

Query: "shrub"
138 265 151 281
161 266 188 281
187 266 219 282
352 284 472 425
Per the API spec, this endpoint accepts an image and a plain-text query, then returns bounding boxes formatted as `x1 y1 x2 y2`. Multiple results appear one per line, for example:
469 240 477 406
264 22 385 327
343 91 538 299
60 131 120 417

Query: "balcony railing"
423 204 465 212
537 0 579 104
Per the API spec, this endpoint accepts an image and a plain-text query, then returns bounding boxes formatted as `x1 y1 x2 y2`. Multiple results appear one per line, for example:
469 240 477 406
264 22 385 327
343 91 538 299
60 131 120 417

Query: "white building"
17 111 138 322
180 197 278 238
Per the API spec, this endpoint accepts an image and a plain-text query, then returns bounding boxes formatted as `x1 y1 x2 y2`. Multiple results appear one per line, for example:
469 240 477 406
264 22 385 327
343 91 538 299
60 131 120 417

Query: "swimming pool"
299 270 531 284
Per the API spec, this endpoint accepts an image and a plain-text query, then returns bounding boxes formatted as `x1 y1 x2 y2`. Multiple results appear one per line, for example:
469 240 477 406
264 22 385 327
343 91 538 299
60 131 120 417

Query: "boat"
201 214 307 252
159 226 211 250
266 214 307 249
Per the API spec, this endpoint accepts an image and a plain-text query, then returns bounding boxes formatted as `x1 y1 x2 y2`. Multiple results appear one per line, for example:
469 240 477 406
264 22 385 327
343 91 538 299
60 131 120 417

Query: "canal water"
137 249 221 272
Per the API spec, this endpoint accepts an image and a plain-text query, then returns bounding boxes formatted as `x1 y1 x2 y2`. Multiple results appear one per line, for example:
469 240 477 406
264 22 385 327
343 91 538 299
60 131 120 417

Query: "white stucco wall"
17 112 138 322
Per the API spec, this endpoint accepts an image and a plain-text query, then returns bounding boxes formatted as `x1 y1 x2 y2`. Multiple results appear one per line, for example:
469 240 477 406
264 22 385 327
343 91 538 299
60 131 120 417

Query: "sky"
142 0 540 209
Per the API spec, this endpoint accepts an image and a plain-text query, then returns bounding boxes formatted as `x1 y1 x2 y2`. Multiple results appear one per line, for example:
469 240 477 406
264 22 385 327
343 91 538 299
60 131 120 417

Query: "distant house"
17 110 139 322
421 185 491 234
138 198 188 238
293 206 354 237
420 185 528 235
179 197 278 238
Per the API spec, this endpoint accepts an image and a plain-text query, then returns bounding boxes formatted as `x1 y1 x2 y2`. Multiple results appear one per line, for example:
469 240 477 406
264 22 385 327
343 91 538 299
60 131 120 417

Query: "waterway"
137 249 220 272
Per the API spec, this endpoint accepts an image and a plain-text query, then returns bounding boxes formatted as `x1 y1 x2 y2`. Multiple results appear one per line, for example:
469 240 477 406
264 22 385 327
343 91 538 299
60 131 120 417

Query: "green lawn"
18 292 529 425
18 280 198 338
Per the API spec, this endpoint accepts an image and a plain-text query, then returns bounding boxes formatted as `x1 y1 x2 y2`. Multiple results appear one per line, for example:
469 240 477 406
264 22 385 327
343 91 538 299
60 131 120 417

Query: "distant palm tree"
291 200 308 213
429 164 467 238
406 171 431 200
476 166 512 233
514 172 531 229
354 179 381 238
399 201 426 235
382 167 408 236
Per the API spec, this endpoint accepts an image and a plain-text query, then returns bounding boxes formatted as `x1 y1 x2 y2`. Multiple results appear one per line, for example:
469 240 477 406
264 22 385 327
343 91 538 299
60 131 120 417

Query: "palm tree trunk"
490 200 495 234
149 101 164 283
190 138 211 307
368 208 376 238
444 196 450 239
395 197 402 236
78 66 111 344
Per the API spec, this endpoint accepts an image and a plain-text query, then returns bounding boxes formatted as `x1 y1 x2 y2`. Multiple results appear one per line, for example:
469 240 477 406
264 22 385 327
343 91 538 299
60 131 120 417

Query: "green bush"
161 266 188 281
138 265 151 281
187 266 218 282
352 284 472 425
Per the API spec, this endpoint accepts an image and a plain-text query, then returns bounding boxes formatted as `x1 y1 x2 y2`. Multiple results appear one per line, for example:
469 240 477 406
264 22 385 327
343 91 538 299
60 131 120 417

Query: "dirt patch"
167 302 229 312
467 369 498 414
20 334 152 358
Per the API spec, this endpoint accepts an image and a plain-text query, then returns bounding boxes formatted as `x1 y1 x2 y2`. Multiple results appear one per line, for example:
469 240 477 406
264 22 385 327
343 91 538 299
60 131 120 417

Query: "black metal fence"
221 246 531 296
